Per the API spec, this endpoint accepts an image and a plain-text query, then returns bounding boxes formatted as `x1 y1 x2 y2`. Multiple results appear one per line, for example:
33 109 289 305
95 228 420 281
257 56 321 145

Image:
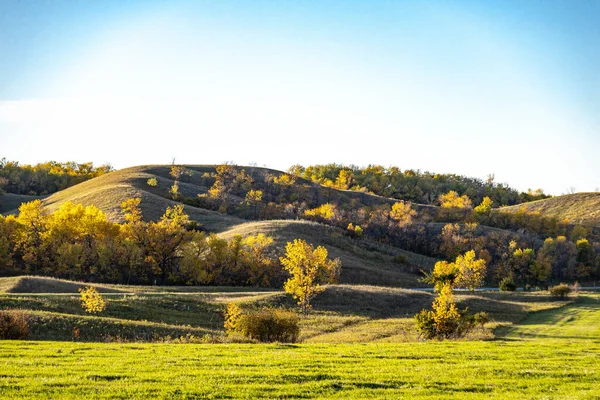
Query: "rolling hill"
1 165 437 287
500 192 600 227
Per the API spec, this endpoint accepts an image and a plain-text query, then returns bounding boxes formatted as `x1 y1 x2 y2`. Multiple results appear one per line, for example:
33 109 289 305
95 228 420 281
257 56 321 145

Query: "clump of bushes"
0 310 30 340
224 304 300 343
499 277 517 292
549 283 572 299
415 307 487 340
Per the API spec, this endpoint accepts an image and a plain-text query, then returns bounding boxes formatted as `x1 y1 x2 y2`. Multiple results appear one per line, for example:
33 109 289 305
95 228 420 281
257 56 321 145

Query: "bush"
499 277 516 292
79 287 106 314
0 310 30 340
550 283 572 299
224 304 300 343
473 311 490 329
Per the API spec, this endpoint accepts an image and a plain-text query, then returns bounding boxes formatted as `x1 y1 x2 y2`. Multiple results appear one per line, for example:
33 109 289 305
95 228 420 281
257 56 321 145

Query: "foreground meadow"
0 339 598 399
1 294 599 399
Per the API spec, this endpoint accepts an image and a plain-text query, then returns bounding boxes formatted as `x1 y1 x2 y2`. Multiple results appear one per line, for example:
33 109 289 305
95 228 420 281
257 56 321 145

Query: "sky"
0 0 598 195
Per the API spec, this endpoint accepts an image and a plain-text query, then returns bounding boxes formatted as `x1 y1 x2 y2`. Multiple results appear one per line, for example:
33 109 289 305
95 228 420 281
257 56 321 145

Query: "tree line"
288 163 550 206
0 159 112 196
0 199 289 287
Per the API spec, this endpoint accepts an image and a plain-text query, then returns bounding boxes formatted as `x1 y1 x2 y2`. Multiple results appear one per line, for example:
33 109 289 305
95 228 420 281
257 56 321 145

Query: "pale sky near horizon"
0 0 598 195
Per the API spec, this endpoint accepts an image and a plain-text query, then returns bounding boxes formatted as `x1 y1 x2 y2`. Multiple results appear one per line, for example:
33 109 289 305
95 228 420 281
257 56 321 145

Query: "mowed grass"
500 293 600 341
0 339 599 399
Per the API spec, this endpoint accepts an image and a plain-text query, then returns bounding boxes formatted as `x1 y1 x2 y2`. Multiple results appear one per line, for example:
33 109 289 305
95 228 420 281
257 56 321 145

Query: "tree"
79 286 106 314
245 190 263 219
279 239 341 315
389 201 416 228
304 203 336 223
439 191 473 209
454 250 487 291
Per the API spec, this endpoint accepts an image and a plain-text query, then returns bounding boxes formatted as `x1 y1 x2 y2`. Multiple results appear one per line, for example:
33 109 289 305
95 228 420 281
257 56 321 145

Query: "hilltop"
500 192 600 227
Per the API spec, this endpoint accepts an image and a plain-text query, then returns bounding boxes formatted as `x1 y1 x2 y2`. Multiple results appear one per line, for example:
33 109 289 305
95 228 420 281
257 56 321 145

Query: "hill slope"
2 165 437 286
500 192 600 227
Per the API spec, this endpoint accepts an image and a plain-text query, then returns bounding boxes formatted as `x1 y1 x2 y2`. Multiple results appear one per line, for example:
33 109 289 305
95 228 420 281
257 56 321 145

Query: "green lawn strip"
499 294 600 341
24 310 217 341
0 341 598 399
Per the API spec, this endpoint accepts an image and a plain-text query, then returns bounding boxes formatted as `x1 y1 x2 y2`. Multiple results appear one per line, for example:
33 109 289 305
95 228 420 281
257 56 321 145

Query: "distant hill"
500 193 600 227
1 165 435 287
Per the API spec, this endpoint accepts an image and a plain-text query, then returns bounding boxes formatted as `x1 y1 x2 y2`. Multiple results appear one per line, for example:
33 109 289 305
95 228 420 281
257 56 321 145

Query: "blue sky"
0 0 598 195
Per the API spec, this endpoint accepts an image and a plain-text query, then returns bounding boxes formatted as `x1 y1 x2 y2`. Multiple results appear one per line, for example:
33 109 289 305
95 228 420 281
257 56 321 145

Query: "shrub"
393 254 408 265
147 177 158 187
550 283 572 299
79 286 107 314
224 304 300 343
473 311 490 329
414 309 436 339
499 277 516 292
0 310 30 340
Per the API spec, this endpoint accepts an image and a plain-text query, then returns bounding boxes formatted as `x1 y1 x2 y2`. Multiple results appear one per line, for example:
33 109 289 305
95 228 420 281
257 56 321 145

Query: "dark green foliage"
499 277 517 292
291 163 549 206
549 283 571 299
0 310 30 339
414 309 477 340
228 307 300 343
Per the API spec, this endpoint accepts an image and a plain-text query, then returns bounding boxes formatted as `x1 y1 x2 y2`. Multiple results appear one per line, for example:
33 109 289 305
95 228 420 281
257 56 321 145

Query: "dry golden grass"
500 192 600 227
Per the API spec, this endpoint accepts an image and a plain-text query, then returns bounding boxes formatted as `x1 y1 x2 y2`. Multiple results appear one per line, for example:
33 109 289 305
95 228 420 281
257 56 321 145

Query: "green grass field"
1 297 598 399
0 275 598 398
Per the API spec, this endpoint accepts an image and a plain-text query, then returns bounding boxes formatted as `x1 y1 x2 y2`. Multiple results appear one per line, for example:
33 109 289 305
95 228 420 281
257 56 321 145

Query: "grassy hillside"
2 165 440 287
0 276 570 343
0 192 44 213
500 192 600 227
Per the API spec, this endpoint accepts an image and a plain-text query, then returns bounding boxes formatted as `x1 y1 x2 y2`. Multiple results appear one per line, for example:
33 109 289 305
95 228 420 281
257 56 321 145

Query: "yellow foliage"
121 198 142 225
224 303 244 334
439 191 473 209
147 177 158 187
304 203 336 221
390 201 416 227
454 250 487 291
79 286 106 314
273 174 296 186
474 196 493 214
279 239 341 315
245 189 263 203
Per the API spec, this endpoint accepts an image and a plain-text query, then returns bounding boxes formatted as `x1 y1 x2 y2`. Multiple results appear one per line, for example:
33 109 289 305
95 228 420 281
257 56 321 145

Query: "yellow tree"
241 233 276 286
454 250 487 291
15 200 48 272
334 169 353 190
439 190 473 209
79 286 106 313
304 203 336 223
389 201 417 228
245 189 263 219
280 239 341 315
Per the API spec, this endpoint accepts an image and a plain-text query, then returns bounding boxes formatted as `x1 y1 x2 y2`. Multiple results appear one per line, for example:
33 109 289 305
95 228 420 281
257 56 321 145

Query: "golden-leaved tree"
280 239 341 315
